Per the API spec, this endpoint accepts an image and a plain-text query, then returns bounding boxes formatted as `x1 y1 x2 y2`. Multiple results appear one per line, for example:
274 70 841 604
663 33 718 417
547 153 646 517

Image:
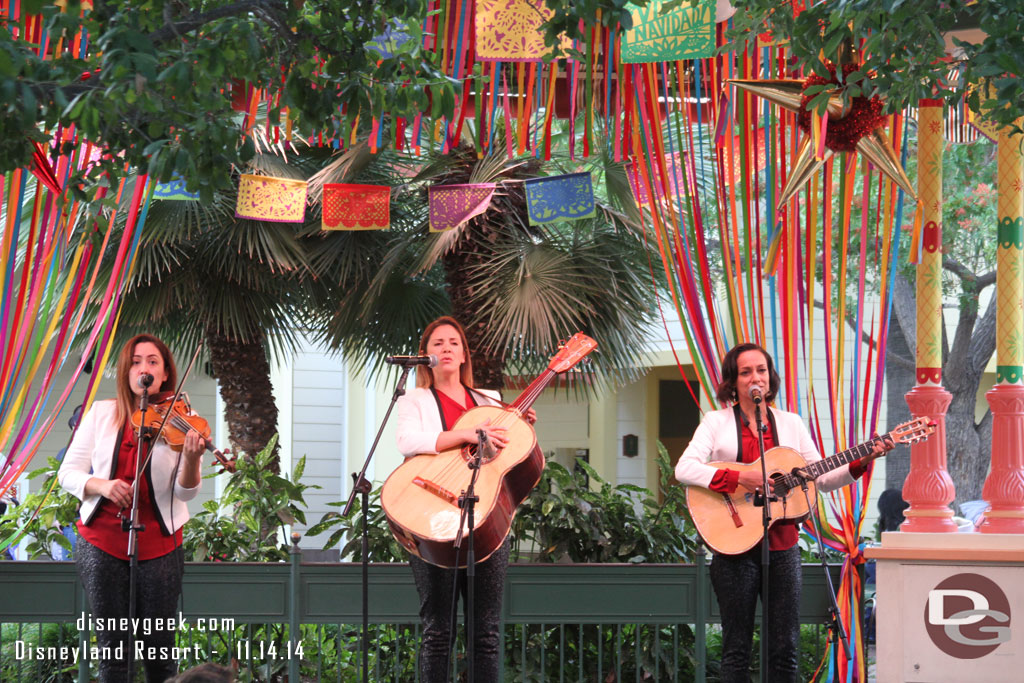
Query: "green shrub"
512 444 701 563
0 622 79 682
0 459 80 560
182 435 316 562
313 442 703 565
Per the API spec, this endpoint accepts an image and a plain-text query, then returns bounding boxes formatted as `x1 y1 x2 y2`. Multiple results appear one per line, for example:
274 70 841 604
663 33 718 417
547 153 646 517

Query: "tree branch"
968 294 998 377
22 1 303 109
943 255 995 289
977 407 993 459
885 347 917 371
891 271 917 356
147 0 282 44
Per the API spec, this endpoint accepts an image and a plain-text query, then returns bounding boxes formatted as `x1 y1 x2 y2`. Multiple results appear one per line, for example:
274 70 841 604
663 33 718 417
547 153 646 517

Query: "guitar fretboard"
774 432 888 491
511 369 556 413
799 435 887 481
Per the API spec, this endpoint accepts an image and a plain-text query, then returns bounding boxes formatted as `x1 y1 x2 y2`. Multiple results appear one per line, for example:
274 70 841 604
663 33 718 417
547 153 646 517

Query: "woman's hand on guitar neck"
865 434 895 461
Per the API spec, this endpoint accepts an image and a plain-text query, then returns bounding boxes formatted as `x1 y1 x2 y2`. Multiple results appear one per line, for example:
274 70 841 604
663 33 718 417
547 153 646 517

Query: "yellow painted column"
588 389 619 488
979 126 1024 532
902 99 957 532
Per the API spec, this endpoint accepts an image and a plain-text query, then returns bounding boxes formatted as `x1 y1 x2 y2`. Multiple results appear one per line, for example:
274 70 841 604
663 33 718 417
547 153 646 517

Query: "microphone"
477 428 497 461
385 354 439 368
137 373 154 389
749 385 763 404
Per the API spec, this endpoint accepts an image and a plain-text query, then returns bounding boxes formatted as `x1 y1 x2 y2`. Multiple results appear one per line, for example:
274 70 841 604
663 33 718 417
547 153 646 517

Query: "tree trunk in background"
887 270 998 509
943 292 997 508
445 225 507 391
206 328 280 469
885 314 915 492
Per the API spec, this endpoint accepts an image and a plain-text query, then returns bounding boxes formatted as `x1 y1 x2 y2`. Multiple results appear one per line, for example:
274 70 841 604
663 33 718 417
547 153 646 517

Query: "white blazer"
395 386 502 457
58 399 200 534
674 406 855 492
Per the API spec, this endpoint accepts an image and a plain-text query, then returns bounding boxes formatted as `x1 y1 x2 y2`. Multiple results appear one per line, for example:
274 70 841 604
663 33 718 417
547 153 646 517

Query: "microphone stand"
750 392 773 683
452 429 487 683
798 478 852 664
123 379 153 683
341 364 413 683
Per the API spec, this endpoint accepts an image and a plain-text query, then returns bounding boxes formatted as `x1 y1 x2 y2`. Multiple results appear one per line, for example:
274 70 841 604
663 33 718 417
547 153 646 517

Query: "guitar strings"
422 373 550 492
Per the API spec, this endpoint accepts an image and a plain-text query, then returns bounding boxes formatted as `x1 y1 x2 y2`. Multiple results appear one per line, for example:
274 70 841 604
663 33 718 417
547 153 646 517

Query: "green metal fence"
0 552 844 682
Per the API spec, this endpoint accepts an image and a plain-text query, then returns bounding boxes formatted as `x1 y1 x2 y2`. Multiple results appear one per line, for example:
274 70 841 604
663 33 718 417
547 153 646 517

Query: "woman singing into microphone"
674 343 877 683
59 334 205 682
394 316 535 681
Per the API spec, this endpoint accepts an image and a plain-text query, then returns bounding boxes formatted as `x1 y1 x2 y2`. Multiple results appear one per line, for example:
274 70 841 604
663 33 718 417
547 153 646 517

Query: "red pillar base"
901 385 958 532
979 384 1024 533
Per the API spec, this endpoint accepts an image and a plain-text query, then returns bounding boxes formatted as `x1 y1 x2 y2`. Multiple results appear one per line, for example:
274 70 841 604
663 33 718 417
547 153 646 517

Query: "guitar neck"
801 433 889 480
511 369 557 413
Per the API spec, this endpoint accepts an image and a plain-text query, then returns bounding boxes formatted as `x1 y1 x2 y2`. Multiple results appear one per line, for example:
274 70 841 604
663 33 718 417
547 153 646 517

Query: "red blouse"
436 386 473 428
77 425 182 560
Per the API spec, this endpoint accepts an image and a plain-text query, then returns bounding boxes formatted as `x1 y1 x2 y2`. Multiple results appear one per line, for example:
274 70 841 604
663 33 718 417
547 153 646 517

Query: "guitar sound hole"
462 444 499 465
770 472 790 498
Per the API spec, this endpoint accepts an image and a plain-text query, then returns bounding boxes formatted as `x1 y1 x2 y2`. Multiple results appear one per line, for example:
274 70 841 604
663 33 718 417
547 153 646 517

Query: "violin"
131 392 238 473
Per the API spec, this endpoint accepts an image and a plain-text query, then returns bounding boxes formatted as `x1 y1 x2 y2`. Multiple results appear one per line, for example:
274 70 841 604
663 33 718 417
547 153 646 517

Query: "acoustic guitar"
686 417 935 555
382 333 598 567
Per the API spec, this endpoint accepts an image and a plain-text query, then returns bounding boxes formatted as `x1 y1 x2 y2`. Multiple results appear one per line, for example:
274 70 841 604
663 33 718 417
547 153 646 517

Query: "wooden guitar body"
381 405 545 568
685 446 815 556
684 417 934 556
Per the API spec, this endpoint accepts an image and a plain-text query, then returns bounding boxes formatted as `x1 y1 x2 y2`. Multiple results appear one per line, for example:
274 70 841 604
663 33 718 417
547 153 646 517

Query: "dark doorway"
658 379 702 470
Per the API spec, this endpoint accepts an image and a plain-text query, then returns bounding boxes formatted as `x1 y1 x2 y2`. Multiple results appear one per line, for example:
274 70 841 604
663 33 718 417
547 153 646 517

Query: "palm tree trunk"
444 224 507 391
206 328 280 469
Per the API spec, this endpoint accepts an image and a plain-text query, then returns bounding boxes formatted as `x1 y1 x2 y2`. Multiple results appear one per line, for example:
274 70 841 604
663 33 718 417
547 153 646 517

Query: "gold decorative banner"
322 183 390 230
622 0 715 63
475 0 571 61
428 184 496 232
235 174 308 223
968 106 1002 142
967 82 1010 142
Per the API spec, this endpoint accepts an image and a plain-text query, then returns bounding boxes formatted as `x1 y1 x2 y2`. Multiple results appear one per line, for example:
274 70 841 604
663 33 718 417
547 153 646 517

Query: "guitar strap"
466 385 506 408
732 404 779 463
429 388 447 430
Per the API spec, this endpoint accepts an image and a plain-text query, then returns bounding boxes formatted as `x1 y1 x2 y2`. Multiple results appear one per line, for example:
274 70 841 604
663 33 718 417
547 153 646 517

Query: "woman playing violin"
58 334 205 682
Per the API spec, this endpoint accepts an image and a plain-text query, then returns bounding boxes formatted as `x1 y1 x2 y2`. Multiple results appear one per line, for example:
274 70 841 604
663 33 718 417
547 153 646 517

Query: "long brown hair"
415 316 475 388
114 334 178 426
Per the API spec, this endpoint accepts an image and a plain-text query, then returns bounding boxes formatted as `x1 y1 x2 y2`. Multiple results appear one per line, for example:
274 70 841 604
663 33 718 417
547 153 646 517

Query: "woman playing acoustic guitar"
394 316 535 682
675 342 891 683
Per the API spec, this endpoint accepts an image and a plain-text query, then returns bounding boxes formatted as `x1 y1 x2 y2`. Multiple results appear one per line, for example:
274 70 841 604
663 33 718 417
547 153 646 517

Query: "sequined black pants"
709 544 802 683
76 538 184 683
408 538 509 682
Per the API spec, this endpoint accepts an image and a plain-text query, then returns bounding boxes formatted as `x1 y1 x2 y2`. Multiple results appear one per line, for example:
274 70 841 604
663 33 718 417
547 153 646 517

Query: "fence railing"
0 551 847 682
